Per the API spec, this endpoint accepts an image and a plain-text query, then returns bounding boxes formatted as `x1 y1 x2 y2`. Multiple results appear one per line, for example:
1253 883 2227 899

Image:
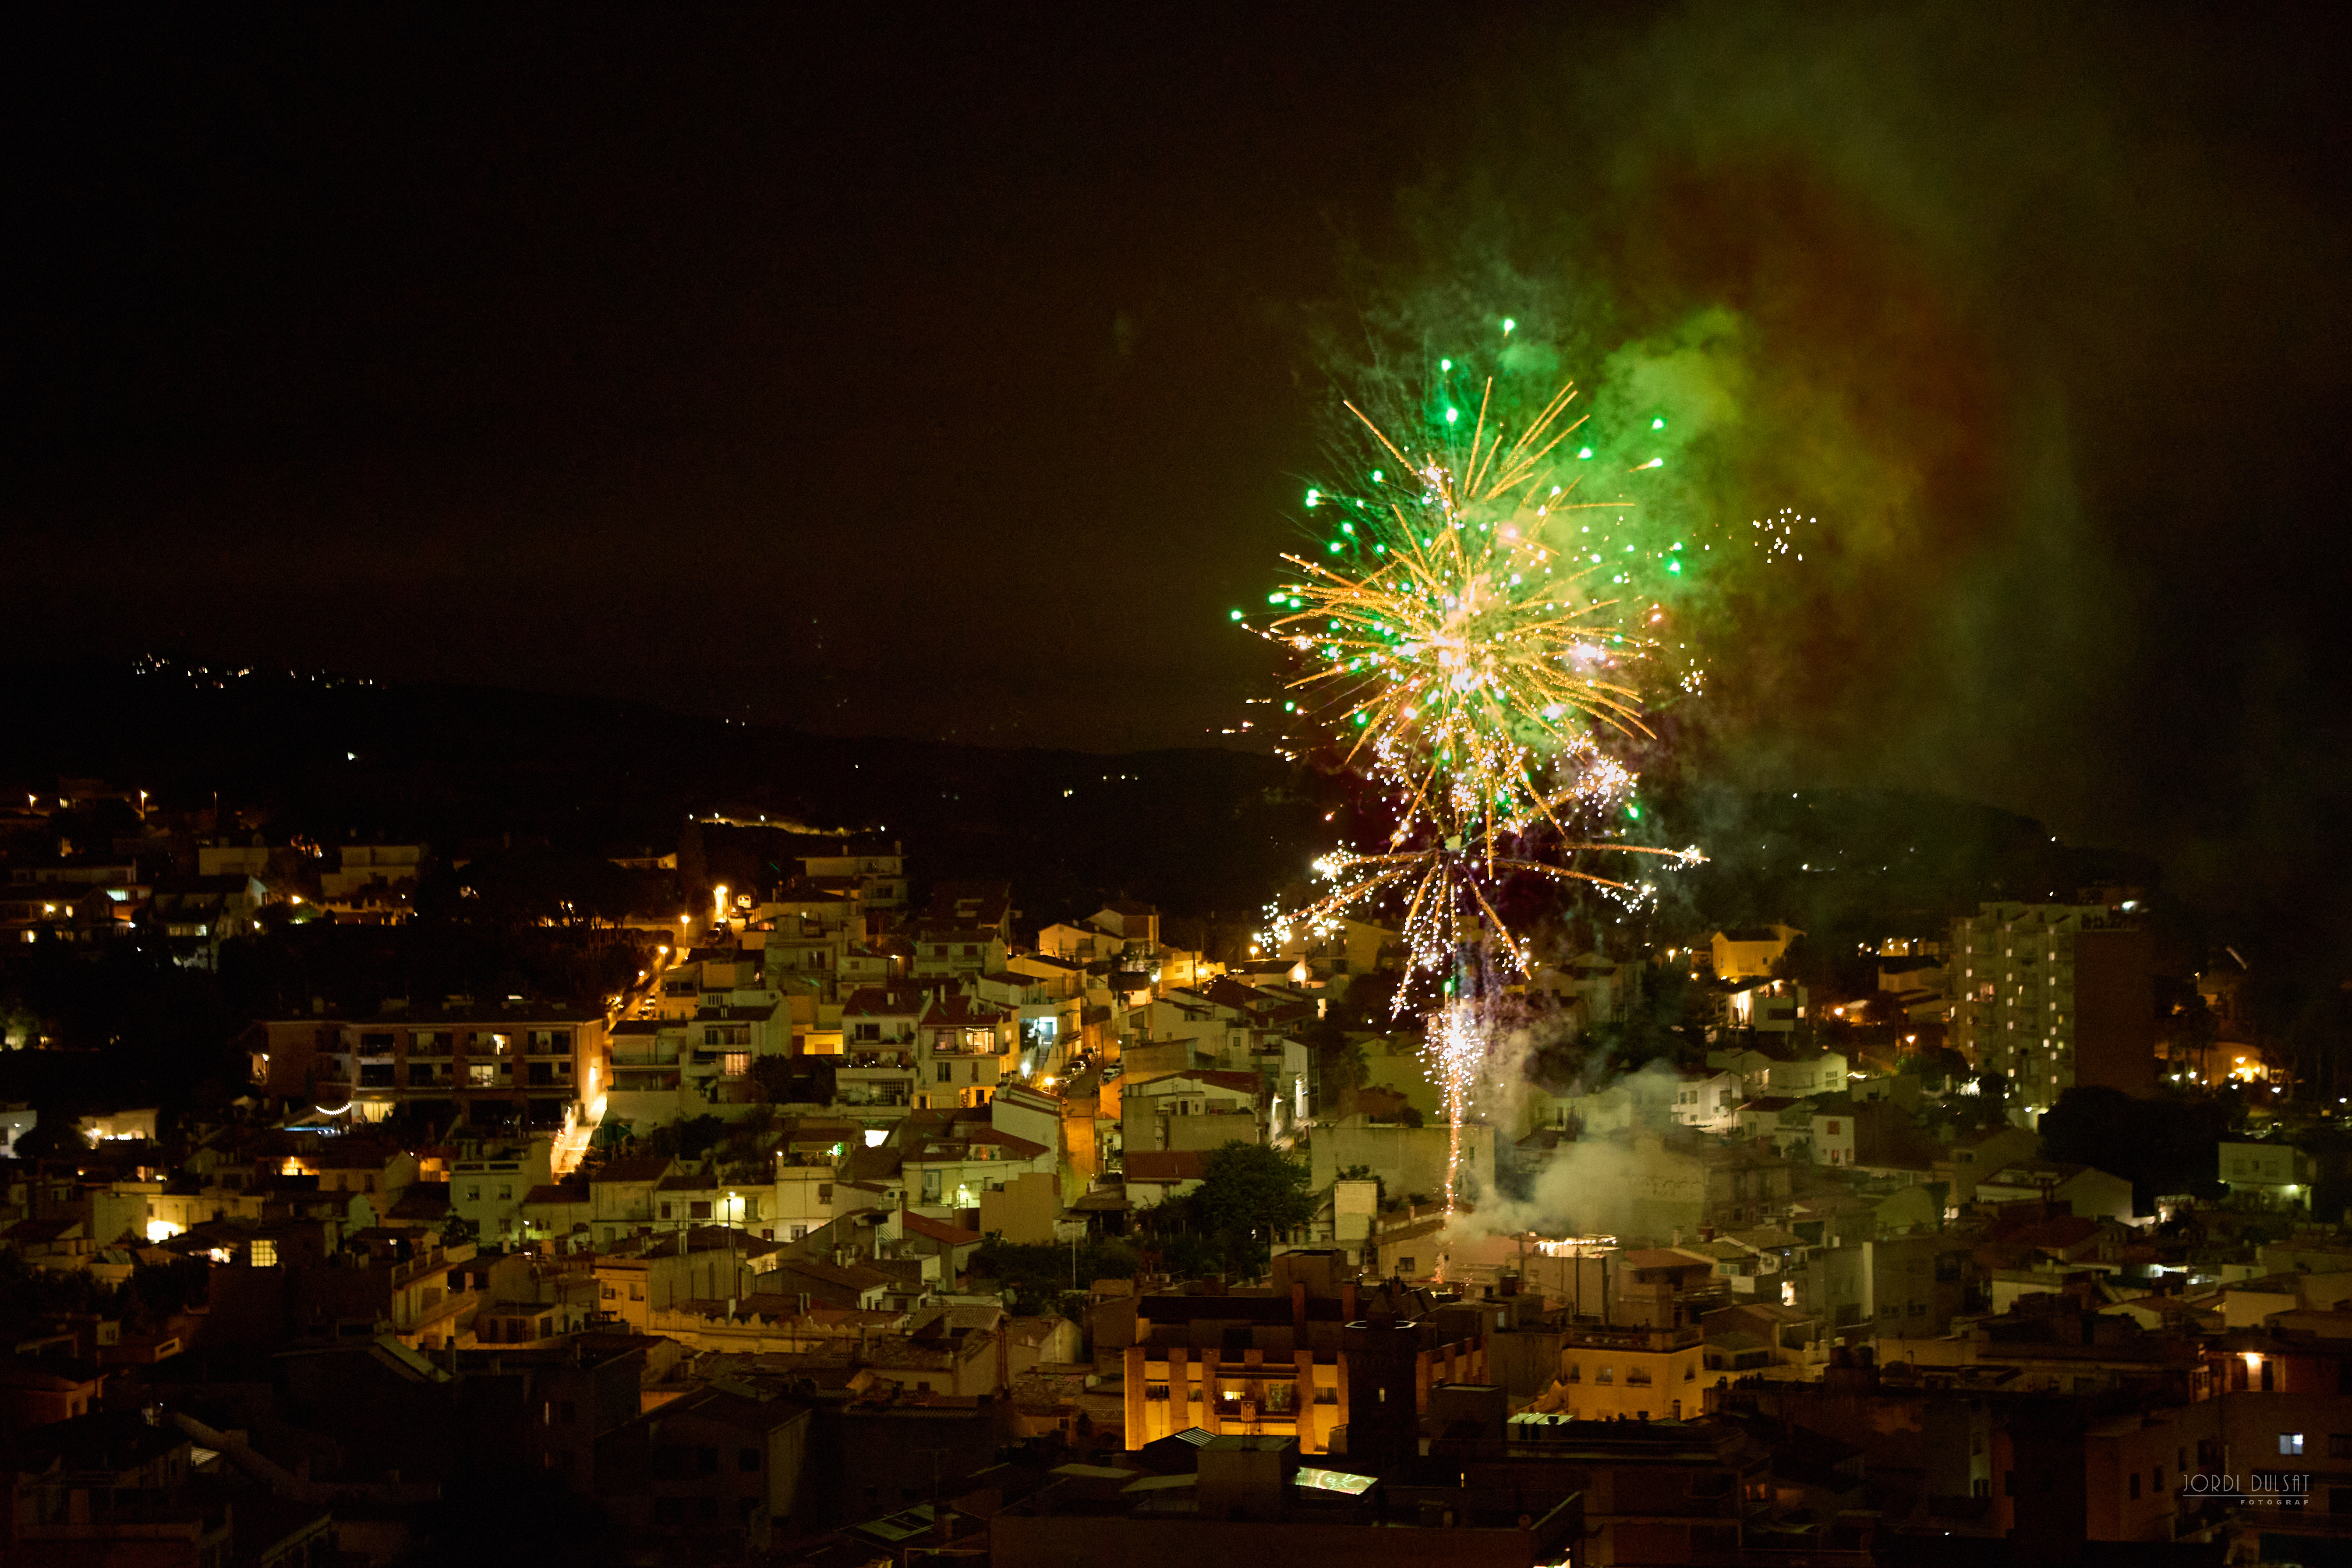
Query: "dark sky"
13 7 2352 929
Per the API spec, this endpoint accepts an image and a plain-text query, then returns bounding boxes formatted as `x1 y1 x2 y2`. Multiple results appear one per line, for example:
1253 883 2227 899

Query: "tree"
1898 1045 1970 1092
749 1053 834 1106
1192 1141 1315 1274
1143 1228 1224 1283
1312 1033 1369 1117
974 1235 1140 1314
1971 1072 2011 1131
647 1114 725 1162
748 1055 798 1104
2038 1086 2230 1212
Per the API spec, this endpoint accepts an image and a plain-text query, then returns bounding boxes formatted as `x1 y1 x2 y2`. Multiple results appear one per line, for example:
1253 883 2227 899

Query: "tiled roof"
960 1127 1050 1160
522 1180 589 1205
1620 1247 1715 1271
901 1209 983 1247
1122 1151 1208 1183
1139 1070 1263 1095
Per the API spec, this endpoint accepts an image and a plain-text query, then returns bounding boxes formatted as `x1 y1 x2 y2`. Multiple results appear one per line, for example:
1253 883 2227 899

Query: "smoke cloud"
1309 2 2352 938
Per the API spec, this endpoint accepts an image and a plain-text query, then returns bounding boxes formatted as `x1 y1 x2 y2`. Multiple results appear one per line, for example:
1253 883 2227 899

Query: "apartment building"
914 992 1011 1110
1547 1317 1708 1421
1117 1266 1489 1456
330 1003 609 1130
1951 901 2155 1112
797 839 906 910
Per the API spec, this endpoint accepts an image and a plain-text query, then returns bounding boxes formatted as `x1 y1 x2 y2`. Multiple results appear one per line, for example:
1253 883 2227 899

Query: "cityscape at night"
6 9 2352 1567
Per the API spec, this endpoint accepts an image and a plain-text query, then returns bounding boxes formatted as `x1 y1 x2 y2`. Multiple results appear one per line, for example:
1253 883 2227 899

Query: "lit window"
251 1239 278 1267
2283 1433 2306 1456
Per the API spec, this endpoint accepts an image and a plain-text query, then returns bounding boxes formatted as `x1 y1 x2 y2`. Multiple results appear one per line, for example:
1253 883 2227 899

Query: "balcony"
1561 1318 1704 1352
390 1241 474 1288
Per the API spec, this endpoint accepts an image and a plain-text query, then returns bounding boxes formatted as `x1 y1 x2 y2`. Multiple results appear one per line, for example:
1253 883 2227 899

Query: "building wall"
1359 1037 1445 1120
1861 1236 1974 1338
2081 1405 2211 1542
2222 1142 2300 1186
1713 925 1798 981
977 1170 1059 1245
994 1507 1573 1568
1311 1122 1496 1209
1951 903 2150 1114
1552 1338 1706 1420
1120 1333 1485 1457
2074 928 2156 1097
771 1169 834 1240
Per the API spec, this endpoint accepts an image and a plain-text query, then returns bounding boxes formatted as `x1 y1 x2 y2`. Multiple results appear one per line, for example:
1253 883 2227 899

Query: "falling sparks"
1239 360 1712 1231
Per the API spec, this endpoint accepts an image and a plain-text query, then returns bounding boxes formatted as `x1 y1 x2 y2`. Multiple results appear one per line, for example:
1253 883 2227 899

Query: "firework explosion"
1243 360 1708 1230
1252 378 1701 980
1272 379 1648 856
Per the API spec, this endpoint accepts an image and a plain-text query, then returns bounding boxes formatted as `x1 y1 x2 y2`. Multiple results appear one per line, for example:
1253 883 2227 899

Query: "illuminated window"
2283 1433 2306 1456
722 1052 749 1077
251 1239 277 1267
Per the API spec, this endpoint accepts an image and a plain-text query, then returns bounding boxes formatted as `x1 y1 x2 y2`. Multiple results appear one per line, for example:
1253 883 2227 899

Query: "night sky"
13 8 2352 934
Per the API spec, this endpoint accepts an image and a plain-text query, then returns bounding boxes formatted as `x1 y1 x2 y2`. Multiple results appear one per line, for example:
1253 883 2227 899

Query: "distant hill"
0 657 1341 927
1 657 2173 948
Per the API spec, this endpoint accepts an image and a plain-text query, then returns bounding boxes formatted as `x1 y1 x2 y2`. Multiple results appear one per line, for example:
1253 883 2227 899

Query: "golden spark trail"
1247 368 1707 1250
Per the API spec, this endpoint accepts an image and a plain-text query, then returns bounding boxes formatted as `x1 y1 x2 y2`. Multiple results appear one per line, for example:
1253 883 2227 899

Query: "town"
0 765 2334 1568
